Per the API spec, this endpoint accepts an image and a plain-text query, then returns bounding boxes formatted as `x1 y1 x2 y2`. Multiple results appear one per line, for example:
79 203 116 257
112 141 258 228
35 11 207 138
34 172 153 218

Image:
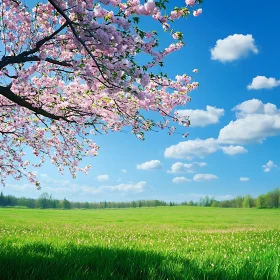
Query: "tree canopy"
0 0 202 187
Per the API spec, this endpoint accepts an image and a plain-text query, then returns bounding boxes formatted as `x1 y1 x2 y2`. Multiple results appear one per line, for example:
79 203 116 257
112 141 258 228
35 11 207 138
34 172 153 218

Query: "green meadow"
0 207 280 279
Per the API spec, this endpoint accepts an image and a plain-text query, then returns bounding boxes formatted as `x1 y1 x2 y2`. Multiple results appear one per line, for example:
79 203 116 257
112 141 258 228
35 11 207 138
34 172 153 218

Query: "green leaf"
133 16 140 24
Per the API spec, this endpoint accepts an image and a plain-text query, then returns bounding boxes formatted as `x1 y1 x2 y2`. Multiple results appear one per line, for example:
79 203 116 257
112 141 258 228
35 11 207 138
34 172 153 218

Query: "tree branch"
48 0 118 89
0 22 68 70
0 86 101 126
0 85 64 121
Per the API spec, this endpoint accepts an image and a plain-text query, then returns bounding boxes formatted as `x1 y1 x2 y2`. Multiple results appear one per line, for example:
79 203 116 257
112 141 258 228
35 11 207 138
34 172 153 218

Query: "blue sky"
2 0 280 202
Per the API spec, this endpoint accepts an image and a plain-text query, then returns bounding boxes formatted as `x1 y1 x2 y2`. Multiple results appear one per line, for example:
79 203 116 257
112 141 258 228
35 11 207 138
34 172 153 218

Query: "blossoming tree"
0 0 202 187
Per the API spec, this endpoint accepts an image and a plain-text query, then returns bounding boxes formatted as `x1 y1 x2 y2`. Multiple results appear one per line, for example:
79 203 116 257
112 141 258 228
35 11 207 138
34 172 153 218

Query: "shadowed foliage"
0 242 279 280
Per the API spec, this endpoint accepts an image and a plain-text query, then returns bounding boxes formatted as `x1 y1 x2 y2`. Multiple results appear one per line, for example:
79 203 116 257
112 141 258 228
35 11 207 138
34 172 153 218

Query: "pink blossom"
173 33 179 40
163 23 170 31
94 5 108 17
193 9 202 17
144 0 156 14
0 0 201 186
186 0 196 6
137 134 144 140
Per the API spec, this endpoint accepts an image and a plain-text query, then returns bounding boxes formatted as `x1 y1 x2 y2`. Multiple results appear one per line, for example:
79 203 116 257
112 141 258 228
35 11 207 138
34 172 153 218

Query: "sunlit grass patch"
0 207 280 279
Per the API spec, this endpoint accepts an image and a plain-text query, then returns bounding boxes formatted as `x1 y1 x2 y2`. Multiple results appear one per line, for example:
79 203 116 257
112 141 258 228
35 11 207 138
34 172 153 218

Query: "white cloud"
165 138 247 159
262 160 277 172
247 76 280 90
168 162 207 174
218 99 280 144
210 34 258 62
193 174 219 181
121 169 127 173
221 145 248 155
164 138 219 159
136 160 163 170
172 177 191 184
100 181 148 193
5 183 36 193
6 176 95 198
240 177 250 182
177 106 224 127
233 99 278 117
96 174 109 182
6 175 149 198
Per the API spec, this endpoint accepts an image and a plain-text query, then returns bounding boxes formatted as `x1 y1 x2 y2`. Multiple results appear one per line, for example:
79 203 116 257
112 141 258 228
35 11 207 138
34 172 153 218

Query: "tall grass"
0 207 279 279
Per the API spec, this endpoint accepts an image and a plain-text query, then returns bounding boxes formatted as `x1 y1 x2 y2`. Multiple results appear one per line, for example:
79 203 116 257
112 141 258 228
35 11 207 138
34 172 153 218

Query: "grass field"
0 207 280 279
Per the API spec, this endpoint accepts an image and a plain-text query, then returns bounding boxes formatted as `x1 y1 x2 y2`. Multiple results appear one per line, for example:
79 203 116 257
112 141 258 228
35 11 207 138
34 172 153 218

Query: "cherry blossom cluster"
0 0 202 186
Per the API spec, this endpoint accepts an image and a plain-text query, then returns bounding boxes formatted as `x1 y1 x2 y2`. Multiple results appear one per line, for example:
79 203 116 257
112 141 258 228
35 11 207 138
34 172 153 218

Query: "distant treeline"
0 192 168 209
1 188 280 209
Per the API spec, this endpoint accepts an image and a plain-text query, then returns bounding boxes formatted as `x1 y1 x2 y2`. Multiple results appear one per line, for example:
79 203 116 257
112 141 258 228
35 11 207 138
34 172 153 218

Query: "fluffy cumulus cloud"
247 76 280 90
177 106 224 127
172 177 191 184
193 174 219 181
165 138 247 159
233 99 278 117
121 169 127 173
210 34 258 62
136 160 163 170
164 138 219 159
168 162 207 174
262 160 278 172
221 145 248 155
100 181 148 193
96 174 109 182
240 177 250 182
218 99 280 144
